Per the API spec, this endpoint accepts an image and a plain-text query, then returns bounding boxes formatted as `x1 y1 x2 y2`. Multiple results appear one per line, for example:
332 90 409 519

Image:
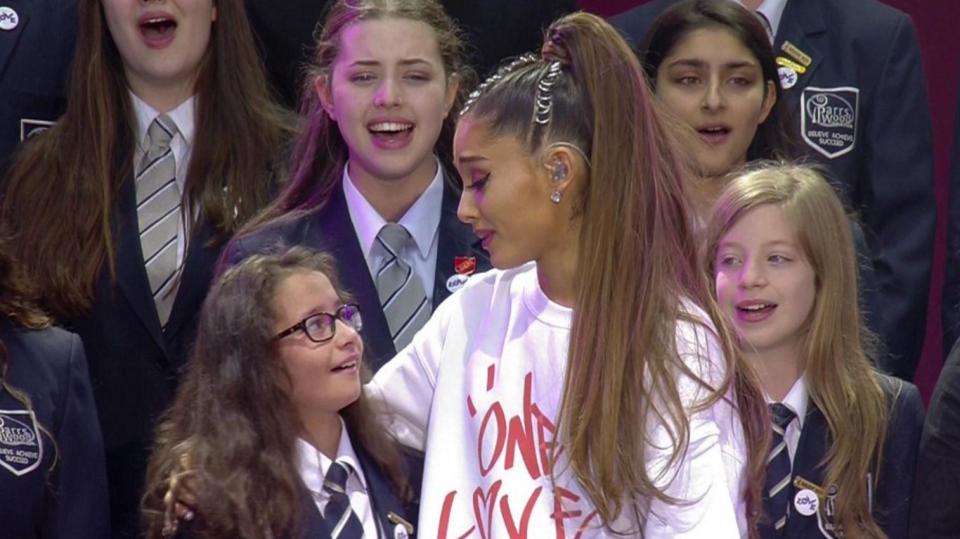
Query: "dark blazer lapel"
316 186 396 369
352 443 414 539
785 403 832 538
0 1 27 81
163 218 220 356
775 0 826 94
295 490 331 539
433 179 490 306
113 174 167 354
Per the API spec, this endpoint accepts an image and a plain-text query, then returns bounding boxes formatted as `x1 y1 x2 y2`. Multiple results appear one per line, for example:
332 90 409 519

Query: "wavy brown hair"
461 12 768 535
241 0 472 233
704 163 889 538
142 247 411 538
0 0 293 318
642 0 800 164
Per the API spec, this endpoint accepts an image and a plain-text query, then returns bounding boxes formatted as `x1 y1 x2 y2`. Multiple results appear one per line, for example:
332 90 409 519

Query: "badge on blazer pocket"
0 409 43 477
801 86 859 159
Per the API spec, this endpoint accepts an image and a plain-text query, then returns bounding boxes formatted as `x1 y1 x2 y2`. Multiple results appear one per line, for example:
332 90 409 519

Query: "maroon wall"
579 0 960 402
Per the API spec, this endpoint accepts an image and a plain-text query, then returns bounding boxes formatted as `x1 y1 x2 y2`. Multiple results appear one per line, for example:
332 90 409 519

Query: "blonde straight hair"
704 163 889 538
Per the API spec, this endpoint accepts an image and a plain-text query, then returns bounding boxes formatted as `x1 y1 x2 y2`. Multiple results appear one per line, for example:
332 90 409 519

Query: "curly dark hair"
142 247 411 538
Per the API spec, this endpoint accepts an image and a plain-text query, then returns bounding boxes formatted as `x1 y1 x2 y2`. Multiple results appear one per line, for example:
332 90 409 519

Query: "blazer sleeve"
51 333 110 538
876 379 923 539
910 342 960 538
942 70 960 357
860 15 935 379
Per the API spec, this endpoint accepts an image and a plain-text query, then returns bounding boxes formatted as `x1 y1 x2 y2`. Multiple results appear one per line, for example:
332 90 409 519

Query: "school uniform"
909 338 960 538
175 422 422 539
766 373 923 538
223 164 490 371
60 97 227 538
612 0 936 381
0 0 76 177
942 69 960 359
0 320 109 539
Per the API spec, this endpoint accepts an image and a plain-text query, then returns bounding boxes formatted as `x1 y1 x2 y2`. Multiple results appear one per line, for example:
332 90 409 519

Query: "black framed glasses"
274 303 363 344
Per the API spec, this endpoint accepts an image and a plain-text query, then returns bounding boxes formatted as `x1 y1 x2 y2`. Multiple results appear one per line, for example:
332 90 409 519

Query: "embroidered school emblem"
0 410 43 476
801 86 859 159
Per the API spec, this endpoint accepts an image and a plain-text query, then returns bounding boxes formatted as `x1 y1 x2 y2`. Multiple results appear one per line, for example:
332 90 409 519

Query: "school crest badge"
0 410 43 476
801 86 859 159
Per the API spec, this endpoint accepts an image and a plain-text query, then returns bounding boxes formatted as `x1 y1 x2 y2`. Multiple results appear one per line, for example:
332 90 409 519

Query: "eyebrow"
666 58 759 70
348 58 436 68
718 239 798 250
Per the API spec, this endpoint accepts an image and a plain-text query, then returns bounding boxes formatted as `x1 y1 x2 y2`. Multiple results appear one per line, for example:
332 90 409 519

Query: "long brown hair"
142 247 410 538
704 163 889 538
0 0 292 318
241 0 472 233
461 12 768 534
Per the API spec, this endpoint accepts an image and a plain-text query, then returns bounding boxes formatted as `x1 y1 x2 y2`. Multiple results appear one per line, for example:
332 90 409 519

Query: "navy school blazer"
612 0 935 380
0 320 109 539
780 374 923 539
175 442 423 539
909 338 960 538
0 0 76 177
222 177 490 372
62 171 226 537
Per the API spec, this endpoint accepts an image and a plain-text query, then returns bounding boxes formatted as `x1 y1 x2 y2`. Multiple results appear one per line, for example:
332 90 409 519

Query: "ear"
758 79 777 124
541 145 580 198
443 73 461 119
315 74 336 120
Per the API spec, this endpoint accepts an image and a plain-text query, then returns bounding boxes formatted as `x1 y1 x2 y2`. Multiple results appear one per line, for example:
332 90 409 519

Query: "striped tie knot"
770 403 796 433
141 114 178 168
374 223 431 351
322 460 365 538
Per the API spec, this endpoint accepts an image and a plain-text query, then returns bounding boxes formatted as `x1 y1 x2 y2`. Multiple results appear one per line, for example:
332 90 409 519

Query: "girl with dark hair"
224 0 490 372
143 247 419 539
642 0 798 217
704 163 923 539
0 0 292 534
0 231 108 538
367 11 769 537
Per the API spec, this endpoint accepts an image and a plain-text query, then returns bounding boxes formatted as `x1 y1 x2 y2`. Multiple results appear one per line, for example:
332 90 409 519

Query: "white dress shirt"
296 420 379 539
737 0 789 40
131 93 196 268
767 375 809 466
343 159 443 302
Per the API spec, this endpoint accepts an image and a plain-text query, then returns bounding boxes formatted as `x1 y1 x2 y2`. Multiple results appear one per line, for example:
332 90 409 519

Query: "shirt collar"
766 374 809 428
343 157 444 259
737 0 788 38
131 92 197 152
296 418 368 496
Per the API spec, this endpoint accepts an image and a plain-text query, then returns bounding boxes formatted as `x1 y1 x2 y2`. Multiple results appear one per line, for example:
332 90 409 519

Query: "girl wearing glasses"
141 247 420 539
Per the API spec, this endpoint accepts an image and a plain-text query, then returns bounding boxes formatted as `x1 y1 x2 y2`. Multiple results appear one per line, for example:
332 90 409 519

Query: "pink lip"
474 229 494 250
735 299 777 323
331 354 361 374
697 124 732 146
138 11 178 50
368 118 415 151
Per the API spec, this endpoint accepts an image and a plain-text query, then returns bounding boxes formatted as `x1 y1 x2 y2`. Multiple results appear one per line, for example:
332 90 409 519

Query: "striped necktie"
761 403 797 538
323 460 365 539
135 114 181 327
373 223 431 350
